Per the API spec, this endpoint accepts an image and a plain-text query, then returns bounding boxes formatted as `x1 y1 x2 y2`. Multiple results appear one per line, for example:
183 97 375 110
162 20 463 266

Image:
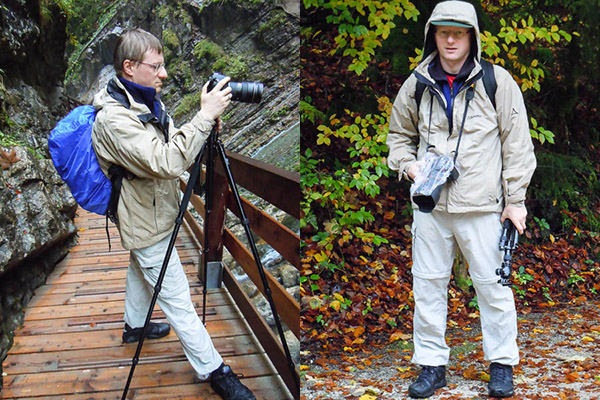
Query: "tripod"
496 219 519 286
121 126 298 399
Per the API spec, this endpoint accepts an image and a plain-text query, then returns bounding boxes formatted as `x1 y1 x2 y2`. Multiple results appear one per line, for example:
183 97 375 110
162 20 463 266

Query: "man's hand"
501 204 527 235
199 76 232 121
407 161 422 180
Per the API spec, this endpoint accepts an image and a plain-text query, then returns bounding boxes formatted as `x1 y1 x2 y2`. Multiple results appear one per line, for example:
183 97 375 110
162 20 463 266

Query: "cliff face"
0 0 78 386
67 0 300 158
0 1 78 274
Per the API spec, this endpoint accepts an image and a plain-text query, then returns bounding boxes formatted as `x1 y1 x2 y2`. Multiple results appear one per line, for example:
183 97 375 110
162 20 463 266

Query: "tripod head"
496 219 518 286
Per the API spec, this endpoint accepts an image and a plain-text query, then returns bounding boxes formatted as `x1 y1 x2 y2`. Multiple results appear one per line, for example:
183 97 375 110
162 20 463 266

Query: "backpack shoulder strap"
480 59 497 110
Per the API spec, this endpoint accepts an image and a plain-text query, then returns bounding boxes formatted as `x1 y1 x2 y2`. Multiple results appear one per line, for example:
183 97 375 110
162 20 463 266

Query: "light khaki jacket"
92 78 215 250
387 0 536 213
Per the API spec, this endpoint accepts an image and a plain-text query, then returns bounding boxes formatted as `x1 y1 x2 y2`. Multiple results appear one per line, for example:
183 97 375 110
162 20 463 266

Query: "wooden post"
199 172 229 283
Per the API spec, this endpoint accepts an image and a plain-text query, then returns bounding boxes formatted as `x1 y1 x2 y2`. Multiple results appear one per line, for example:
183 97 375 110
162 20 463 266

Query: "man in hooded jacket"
92 28 256 400
387 1 536 398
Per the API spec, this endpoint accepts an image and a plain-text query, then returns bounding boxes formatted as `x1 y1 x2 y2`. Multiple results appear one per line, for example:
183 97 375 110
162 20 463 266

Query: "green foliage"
213 54 248 79
300 97 325 124
303 0 420 74
173 91 202 119
529 152 600 232
0 130 25 148
480 17 575 92
193 40 225 63
162 29 180 51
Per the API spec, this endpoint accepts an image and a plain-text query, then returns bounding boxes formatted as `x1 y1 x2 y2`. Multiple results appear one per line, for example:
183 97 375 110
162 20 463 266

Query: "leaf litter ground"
302 300 600 400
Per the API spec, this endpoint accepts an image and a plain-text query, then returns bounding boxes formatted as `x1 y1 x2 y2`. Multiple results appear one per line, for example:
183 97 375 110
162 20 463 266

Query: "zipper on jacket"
447 69 484 136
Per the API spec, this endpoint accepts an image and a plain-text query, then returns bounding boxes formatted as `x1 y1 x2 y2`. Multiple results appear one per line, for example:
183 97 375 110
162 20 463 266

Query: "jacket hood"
423 1 481 62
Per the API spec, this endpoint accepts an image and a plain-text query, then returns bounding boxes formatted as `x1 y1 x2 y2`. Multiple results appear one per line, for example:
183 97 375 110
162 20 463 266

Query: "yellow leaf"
314 252 327 263
582 336 594 343
480 371 490 382
359 395 377 400
300 365 309 371
342 275 349 282
390 331 412 342
330 300 341 312
550 234 555 243
533 328 545 334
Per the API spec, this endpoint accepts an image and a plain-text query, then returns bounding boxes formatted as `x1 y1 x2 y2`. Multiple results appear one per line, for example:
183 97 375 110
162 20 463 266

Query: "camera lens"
207 72 264 104
230 81 264 103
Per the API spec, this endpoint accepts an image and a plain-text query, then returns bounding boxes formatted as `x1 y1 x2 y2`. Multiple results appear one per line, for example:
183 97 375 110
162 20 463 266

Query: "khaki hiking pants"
411 211 519 367
124 235 223 379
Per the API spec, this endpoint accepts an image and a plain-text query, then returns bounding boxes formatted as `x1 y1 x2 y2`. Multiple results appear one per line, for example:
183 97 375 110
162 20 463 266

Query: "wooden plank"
27 288 231 308
3 335 260 374
22 302 238 323
226 194 300 269
13 376 290 400
220 150 300 219
14 316 246 337
10 320 249 354
1 354 272 398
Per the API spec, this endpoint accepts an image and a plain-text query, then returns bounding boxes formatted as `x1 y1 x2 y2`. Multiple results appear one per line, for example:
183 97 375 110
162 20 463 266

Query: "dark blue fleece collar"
118 77 161 117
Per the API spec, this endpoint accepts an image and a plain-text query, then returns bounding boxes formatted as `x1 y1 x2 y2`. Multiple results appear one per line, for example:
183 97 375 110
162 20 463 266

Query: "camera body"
207 72 264 104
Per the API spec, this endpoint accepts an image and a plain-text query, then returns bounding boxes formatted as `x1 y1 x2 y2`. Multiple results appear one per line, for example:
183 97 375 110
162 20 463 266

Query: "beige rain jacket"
92 77 215 250
387 1 536 213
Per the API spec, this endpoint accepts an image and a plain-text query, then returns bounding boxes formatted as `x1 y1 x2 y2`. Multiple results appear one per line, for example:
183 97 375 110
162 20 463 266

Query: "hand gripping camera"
207 72 264 104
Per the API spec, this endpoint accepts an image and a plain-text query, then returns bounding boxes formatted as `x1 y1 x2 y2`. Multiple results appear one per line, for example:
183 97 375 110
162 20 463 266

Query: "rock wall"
66 0 300 159
0 0 78 388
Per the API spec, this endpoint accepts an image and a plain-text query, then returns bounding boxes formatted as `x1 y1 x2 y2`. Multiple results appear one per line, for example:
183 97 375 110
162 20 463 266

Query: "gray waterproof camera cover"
411 153 455 213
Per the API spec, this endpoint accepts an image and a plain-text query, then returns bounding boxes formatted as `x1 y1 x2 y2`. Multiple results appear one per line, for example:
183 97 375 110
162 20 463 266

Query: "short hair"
113 28 163 76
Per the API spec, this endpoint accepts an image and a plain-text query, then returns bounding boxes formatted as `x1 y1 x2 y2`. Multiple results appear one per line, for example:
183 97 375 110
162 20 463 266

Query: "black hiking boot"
489 362 514 398
408 365 446 398
122 322 170 343
210 363 256 400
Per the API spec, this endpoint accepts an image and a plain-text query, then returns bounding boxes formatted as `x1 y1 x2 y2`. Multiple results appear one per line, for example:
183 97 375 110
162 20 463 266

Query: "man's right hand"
199 76 232 121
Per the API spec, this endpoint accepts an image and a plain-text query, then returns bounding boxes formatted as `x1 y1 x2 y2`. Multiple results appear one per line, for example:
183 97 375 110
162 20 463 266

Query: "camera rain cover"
410 153 455 213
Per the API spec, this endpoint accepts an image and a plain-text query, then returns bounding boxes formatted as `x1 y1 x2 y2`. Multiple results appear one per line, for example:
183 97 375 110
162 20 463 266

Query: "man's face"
128 49 168 93
434 26 472 67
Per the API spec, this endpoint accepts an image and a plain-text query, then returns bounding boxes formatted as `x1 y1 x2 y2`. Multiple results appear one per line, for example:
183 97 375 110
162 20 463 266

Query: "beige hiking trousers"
410 210 519 367
124 235 223 379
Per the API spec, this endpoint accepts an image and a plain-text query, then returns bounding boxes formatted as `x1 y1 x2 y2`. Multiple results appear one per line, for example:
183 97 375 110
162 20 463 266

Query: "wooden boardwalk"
1 210 290 399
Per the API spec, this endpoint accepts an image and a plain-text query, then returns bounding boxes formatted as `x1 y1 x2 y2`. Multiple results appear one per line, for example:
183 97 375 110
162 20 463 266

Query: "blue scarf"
118 77 162 118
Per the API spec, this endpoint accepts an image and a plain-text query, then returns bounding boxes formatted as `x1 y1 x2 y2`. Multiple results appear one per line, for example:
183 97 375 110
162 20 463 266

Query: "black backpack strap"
480 59 497 110
104 164 129 251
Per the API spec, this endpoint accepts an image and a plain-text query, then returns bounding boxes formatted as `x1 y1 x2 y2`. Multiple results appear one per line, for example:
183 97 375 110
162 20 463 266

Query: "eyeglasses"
137 61 166 72
435 29 470 40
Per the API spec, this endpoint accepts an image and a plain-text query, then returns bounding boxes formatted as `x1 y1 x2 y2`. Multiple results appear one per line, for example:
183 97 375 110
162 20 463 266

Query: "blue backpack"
49 105 126 223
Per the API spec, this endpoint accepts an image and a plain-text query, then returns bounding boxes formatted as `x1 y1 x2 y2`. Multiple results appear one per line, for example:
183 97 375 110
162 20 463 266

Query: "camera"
207 72 264 104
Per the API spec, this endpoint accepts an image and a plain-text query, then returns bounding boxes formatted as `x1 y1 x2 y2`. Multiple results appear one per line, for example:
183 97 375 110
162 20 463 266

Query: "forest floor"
301 300 600 400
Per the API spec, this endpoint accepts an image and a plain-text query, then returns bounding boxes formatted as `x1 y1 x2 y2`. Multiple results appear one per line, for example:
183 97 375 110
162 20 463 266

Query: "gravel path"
302 301 600 399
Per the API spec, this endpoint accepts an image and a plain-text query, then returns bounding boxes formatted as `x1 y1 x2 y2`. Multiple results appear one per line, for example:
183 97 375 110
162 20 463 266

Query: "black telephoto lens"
207 72 264 104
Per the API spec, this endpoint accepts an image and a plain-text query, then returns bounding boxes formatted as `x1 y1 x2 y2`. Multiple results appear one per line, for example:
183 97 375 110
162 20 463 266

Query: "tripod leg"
121 140 208 400
214 140 300 390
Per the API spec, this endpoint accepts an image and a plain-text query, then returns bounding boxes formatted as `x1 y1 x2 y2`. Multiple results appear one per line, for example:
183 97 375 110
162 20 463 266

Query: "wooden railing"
179 150 300 399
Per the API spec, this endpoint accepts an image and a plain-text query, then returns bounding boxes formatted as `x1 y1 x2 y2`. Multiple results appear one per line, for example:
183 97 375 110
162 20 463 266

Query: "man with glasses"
92 28 255 400
386 1 536 398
